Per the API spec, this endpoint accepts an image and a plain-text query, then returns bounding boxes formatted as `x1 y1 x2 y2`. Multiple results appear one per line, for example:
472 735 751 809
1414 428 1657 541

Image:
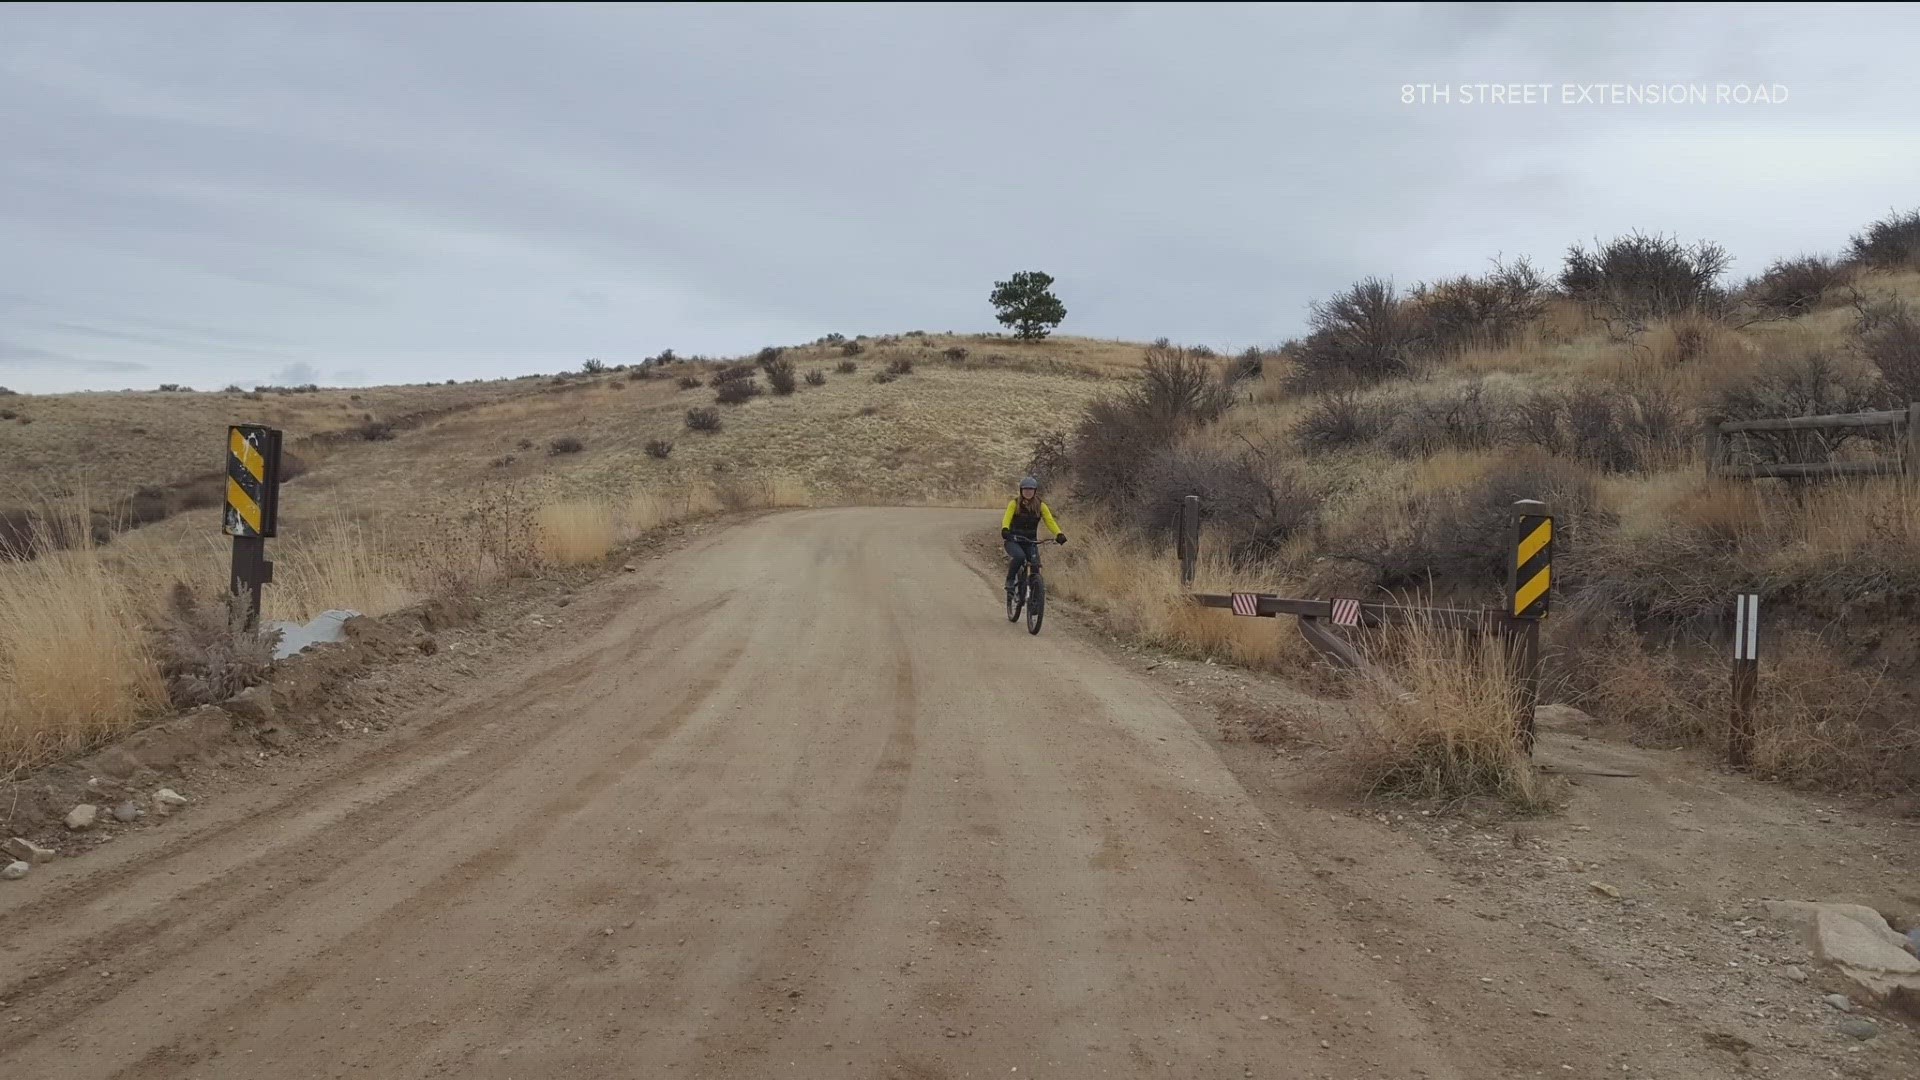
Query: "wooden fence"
1705 402 1920 479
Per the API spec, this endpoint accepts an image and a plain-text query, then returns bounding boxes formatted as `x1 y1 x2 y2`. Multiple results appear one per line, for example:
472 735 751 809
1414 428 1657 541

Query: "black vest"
1008 500 1044 538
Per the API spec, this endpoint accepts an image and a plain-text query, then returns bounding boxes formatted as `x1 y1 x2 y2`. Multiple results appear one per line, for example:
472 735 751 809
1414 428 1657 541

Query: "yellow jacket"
1002 497 1062 540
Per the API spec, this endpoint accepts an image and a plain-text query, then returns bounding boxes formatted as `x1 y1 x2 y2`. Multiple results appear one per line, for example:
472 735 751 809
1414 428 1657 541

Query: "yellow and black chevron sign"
1510 513 1552 620
224 425 283 538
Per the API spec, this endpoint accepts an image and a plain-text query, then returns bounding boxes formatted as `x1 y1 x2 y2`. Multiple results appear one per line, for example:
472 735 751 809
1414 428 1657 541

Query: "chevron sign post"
224 425 284 630
1506 500 1552 751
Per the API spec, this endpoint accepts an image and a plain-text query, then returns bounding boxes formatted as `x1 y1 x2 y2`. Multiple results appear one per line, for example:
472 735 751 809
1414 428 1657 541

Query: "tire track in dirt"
105 636 754 1079
0 593 748 1077
683 589 921 1076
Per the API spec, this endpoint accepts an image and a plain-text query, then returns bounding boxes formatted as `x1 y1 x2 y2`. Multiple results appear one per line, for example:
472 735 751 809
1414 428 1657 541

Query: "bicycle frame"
1007 537 1049 634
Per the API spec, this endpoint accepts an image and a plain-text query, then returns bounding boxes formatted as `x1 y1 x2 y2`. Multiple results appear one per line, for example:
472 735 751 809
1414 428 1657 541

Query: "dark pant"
1004 537 1038 591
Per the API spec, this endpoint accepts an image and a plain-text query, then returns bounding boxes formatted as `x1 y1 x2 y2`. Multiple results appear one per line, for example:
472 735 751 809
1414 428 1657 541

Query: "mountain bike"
1005 537 1060 635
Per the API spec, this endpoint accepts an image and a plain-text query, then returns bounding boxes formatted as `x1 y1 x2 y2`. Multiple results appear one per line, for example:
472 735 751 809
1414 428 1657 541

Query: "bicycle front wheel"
1026 577 1044 635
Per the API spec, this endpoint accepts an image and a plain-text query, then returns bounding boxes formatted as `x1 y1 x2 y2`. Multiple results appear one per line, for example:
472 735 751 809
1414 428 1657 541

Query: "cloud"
270 361 321 386
1 6 1917 391
0 339 146 372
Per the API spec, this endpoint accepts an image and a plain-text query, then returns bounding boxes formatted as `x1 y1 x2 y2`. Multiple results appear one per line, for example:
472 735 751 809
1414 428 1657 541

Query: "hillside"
1049 228 1920 795
0 332 1141 771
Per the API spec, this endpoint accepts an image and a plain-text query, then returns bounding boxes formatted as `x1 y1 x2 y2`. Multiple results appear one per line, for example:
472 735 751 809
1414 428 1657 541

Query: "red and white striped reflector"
1230 592 1259 617
1331 598 1362 627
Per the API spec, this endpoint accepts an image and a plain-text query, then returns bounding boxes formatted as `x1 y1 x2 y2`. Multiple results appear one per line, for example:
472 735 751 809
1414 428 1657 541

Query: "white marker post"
1730 594 1761 769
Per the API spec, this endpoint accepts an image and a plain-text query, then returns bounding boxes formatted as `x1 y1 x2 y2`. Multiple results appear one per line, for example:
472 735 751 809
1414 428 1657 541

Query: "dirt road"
0 509 1898 1078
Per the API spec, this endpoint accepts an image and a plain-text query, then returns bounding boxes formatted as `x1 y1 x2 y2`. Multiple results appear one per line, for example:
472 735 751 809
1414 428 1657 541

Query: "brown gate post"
1506 499 1552 753
1729 593 1760 770
1179 494 1200 590
1907 402 1920 476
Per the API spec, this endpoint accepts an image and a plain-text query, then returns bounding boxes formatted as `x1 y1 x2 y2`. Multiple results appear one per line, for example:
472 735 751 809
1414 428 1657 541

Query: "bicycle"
1005 536 1062 635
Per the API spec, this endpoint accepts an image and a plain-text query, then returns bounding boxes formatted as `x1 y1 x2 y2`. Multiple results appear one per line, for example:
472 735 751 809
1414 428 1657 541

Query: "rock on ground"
112 801 144 823
1839 1018 1880 1040
1534 703 1597 728
2 859 28 881
224 684 277 724
65 804 98 831
1768 901 1920 1017
4 837 56 863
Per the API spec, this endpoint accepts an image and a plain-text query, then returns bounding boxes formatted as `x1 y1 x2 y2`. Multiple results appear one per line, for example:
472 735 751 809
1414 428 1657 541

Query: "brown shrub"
1131 446 1316 562
1848 208 1920 269
1325 452 1599 600
1026 432 1070 489
1747 255 1854 317
1560 231 1731 318
1294 392 1393 453
548 436 586 455
804 369 827 386
1712 350 1891 464
1409 257 1548 354
715 377 762 405
152 583 278 708
0 507 37 561
762 355 798 394
1290 277 1421 390
644 438 674 459
1856 299 1920 403
685 407 722 432
1383 383 1502 458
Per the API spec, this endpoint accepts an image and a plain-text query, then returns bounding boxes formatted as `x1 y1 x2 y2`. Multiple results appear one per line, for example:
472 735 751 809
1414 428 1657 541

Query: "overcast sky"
3 4 1917 393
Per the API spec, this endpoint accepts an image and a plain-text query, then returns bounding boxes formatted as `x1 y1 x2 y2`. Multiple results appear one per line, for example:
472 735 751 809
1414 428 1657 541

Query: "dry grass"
269 517 419 621
536 501 621 565
1568 624 1915 789
1050 522 1550 807
1050 521 1315 671
1343 617 1553 810
0 504 166 772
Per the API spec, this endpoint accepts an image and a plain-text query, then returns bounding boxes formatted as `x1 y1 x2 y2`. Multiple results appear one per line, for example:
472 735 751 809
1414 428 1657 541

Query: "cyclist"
1001 476 1066 600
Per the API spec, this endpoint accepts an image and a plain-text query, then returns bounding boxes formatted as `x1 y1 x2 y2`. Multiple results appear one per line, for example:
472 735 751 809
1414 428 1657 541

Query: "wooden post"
1703 417 1723 478
1517 619 1542 751
1906 403 1920 477
229 535 271 631
1729 593 1760 770
1180 494 1200 590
